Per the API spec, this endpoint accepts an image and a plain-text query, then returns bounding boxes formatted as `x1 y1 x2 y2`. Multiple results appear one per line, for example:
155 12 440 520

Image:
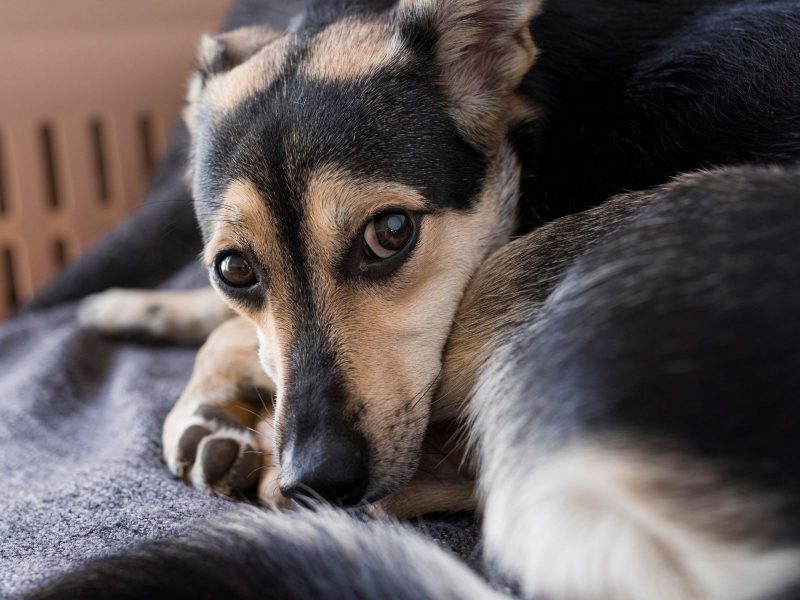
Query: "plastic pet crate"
0 0 232 320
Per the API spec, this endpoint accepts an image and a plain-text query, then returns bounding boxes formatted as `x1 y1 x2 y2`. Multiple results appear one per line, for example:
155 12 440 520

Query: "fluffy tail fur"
25 506 500 600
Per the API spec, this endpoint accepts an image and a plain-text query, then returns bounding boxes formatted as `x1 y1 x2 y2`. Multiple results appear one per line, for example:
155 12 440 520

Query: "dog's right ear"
398 0 543 149
184 26 281 133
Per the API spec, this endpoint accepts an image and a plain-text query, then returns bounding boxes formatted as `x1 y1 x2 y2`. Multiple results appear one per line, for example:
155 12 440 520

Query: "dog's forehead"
192 26 486 238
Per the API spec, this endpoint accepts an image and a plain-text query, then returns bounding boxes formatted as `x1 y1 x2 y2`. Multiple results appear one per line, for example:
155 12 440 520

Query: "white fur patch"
482 444 800 600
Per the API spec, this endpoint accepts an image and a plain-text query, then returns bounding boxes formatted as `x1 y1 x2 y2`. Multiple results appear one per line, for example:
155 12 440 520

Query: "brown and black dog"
81 0 538 516
73 0 800 597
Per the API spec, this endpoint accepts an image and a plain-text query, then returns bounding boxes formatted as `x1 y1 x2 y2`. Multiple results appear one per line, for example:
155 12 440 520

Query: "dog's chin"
363 451 425 506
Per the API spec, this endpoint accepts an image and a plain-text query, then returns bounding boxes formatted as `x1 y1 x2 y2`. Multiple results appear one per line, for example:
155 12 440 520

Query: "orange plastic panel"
0 0 232 320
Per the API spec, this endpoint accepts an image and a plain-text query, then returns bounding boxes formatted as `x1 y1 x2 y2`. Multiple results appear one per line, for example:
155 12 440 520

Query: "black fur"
194 53 486 235
516 0 800 226
474 167 800 520
23 507 493 600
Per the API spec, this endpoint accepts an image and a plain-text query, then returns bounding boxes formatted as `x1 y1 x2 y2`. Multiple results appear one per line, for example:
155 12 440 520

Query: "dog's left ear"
196 26 283 83
183 25 282 192
399 0 542 148
184 26 282 135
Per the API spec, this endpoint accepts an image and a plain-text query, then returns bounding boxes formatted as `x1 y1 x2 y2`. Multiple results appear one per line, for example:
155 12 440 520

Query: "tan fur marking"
203 180 273 266
255 416 289 508
301 17 408 82
371 481 476 518
204 179 295 386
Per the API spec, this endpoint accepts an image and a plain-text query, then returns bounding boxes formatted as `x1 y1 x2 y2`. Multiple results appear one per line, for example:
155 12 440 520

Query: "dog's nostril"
280 437 369 507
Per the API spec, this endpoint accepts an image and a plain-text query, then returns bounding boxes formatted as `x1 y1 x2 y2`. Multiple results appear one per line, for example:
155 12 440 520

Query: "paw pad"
171 415 263 497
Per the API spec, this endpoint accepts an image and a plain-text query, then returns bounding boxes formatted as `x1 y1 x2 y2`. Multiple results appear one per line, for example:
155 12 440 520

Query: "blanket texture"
0 1 480 596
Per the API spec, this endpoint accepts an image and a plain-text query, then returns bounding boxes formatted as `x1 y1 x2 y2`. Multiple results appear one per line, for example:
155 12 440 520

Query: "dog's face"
186 0 540 505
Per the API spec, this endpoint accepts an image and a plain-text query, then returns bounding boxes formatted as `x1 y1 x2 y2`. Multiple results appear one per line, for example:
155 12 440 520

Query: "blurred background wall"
0 0 233 321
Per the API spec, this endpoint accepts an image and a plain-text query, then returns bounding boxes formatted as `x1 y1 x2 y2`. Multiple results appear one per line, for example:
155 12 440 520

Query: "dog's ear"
398 0 542 148
184 26 282 133
196 26 282 82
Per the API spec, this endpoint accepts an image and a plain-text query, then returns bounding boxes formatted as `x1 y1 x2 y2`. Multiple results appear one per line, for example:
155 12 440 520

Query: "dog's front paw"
78 288 171 340
164 408 265 498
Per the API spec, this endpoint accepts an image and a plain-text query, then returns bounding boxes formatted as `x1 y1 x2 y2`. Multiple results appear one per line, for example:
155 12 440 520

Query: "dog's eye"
217 253 257 288
363 212 414 260
343 211 419 279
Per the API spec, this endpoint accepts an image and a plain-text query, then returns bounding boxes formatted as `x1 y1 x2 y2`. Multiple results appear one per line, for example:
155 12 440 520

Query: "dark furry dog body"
59 0 800 598
520 0 800 222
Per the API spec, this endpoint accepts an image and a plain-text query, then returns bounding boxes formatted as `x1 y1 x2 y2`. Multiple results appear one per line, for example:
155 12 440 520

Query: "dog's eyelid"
212 243 258 266
363 205 429 222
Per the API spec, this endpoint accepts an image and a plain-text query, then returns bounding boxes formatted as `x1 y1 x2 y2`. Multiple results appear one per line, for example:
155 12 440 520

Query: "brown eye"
217 253 257 288
363 212 414 260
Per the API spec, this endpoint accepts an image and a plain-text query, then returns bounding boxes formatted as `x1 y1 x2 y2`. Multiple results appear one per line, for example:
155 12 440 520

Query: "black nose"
280 435 369 507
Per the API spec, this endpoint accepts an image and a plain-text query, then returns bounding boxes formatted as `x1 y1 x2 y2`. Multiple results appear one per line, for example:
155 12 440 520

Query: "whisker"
245 425 272 442
254 384 276 412
238 405 266 421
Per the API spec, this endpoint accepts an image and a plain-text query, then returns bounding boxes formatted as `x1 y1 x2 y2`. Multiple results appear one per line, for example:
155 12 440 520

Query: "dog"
66 0 800 597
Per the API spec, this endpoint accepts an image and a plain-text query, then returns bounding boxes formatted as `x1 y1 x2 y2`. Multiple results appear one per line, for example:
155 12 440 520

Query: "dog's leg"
78 287 233 345
162 316 284 504
368 479 476 520
370 421 477 519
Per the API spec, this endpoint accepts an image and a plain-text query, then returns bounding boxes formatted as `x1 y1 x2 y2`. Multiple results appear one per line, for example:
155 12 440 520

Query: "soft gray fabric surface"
0 2 480 596
0 267 479 597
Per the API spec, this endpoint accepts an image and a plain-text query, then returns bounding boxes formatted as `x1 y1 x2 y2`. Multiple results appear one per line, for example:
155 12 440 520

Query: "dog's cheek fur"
325 143 521 492
200 180 298 444
434 190 655 420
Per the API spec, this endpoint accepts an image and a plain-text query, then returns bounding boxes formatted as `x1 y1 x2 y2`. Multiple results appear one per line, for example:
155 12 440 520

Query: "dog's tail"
24 506 502 600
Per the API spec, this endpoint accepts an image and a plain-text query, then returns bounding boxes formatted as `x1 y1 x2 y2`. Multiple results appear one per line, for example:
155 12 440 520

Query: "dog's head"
186 0 541 506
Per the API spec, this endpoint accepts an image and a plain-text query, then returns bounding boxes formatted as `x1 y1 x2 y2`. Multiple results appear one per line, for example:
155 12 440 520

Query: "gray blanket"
0 2 479 596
